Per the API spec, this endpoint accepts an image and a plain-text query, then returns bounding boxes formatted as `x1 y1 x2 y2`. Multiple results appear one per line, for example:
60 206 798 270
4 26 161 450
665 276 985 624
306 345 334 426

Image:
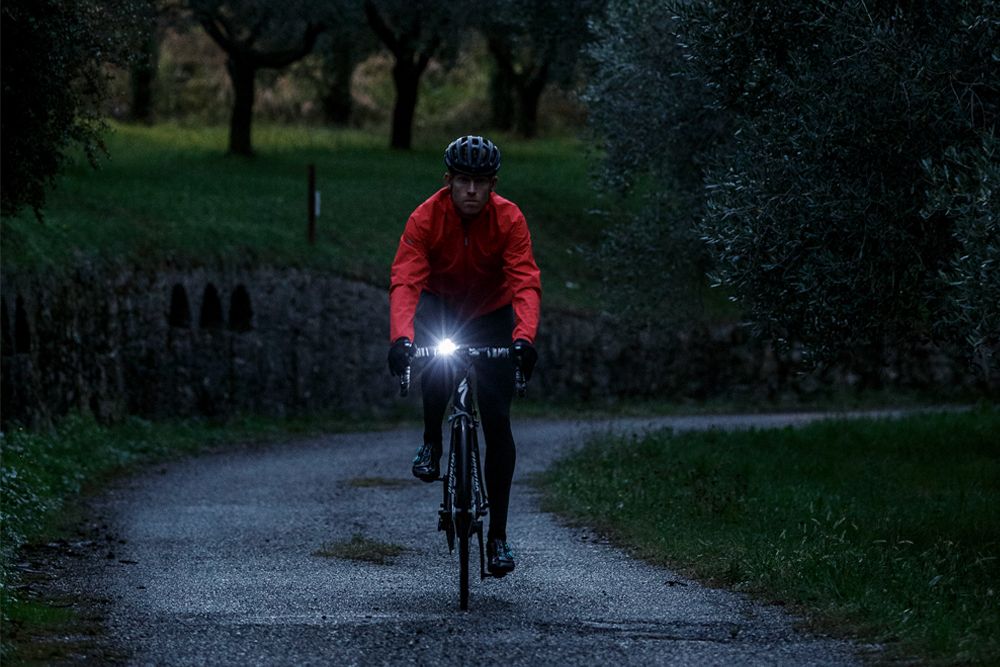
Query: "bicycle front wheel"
459 531 470 610
453 419 473 610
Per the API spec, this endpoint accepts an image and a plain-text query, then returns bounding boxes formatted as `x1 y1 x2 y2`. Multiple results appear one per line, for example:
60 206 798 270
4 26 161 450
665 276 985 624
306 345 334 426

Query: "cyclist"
387 135 541 577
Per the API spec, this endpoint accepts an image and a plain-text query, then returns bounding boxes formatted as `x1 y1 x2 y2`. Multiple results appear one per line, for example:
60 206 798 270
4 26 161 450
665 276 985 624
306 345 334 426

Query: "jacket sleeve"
389 215 431 342
503 214 542 343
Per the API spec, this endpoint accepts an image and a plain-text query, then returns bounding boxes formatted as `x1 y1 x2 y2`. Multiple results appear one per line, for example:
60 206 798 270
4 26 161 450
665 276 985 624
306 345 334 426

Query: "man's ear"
443 172 452 186
490 176 498 191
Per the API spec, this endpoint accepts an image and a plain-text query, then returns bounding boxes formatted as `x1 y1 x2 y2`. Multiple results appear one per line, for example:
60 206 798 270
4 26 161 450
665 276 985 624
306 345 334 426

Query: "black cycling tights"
416 295 517 542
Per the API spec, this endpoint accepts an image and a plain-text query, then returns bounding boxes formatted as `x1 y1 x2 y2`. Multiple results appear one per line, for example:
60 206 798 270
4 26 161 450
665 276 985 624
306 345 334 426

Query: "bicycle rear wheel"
453 419 473 610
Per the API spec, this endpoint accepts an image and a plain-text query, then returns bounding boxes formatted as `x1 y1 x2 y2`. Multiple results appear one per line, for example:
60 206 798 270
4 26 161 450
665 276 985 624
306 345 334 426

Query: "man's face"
445 171 496 219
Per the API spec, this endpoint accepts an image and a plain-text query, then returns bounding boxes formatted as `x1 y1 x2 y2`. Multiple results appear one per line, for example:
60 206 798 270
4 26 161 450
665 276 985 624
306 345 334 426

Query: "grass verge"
314 533 408 565
538 407 1000 664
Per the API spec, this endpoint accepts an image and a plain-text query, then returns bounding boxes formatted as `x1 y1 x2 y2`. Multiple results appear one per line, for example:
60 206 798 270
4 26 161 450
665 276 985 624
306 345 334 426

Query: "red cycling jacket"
389 187 542 344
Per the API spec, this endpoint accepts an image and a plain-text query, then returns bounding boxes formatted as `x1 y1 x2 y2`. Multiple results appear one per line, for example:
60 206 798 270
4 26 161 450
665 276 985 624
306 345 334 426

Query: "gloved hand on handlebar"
388 337 414 376
510 339 538 382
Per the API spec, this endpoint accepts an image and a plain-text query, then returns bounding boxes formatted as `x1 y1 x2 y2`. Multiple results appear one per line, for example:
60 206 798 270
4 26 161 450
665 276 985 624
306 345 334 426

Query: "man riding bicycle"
387 135 541 577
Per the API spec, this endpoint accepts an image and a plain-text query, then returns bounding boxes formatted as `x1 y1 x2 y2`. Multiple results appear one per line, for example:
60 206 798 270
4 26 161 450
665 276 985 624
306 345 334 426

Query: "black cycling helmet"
444 135 501 176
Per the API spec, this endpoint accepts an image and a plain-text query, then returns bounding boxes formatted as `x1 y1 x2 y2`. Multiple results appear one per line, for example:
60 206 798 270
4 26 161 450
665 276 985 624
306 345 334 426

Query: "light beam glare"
437 338 458 356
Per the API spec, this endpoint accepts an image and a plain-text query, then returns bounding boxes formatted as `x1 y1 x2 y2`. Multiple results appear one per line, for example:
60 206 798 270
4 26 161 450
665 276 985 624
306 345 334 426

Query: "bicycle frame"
441 361 490 582
400 341 514 608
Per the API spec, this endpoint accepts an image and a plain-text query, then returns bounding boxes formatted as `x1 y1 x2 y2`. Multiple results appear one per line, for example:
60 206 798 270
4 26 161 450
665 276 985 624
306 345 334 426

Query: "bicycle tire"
459 530 470 610
454 419 472 610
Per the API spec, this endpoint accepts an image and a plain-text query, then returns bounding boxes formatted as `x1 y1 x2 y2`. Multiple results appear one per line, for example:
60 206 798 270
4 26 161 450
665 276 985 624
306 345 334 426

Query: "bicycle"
399 338 526 610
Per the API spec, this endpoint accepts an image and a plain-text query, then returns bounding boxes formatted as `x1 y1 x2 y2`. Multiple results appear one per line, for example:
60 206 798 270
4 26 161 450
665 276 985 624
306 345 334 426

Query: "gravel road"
55 412 892 665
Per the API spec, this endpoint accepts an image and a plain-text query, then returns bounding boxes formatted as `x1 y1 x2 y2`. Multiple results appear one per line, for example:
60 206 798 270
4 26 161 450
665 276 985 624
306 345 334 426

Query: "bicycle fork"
438 412 491 580
469 427 489 581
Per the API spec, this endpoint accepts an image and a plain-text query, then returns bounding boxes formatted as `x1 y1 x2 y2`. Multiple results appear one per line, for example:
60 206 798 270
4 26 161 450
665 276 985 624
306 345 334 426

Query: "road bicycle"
399 338 525 610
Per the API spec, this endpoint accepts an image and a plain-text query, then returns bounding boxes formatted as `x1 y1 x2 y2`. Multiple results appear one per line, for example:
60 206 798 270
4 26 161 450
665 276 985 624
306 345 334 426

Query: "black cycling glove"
510 339 538 382
387 337 414 376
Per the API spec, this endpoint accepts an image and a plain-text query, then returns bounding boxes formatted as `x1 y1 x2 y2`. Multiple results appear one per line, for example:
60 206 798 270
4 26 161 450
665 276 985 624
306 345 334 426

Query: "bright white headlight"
437 338 458 356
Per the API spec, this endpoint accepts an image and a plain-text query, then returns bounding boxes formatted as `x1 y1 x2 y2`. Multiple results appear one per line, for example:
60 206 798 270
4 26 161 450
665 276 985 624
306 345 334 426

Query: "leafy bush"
585 0 999 384
584 0 726 325
923 133 1000 387
0 0 148 218
674 0 999 379
592 193 705 327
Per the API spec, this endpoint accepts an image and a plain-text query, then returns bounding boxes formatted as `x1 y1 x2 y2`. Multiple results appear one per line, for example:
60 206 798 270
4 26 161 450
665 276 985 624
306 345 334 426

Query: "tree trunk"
391 61 419 150
129 32 158 124
515 73 547 139
490 68 515 131
487 38 515 131
322 46 354 126
227 58 256 156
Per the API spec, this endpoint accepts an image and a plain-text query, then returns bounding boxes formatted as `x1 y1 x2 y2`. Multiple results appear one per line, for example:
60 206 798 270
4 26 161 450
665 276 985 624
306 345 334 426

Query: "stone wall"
0 263 971 427
2 265 394 426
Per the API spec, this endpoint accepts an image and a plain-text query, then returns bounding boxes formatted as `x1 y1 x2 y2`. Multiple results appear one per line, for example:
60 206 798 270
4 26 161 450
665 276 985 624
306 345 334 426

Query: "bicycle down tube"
399 343 516 609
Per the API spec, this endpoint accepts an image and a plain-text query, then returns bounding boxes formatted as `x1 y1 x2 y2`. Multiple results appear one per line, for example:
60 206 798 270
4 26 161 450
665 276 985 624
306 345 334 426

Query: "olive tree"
673 0 999 383
313 14 379 126
190 0 327 156
923 134 1000 387
586 0 999 385
363 0 456 149
583 0 726 327
478 0 603 137
1 0 148 218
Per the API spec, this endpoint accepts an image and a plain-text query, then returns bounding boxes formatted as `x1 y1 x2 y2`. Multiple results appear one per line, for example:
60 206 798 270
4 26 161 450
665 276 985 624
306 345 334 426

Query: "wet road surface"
61 413 890 665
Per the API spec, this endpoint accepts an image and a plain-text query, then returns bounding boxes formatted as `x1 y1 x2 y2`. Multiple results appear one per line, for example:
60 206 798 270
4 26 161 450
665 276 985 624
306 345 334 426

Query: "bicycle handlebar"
399 345 527 398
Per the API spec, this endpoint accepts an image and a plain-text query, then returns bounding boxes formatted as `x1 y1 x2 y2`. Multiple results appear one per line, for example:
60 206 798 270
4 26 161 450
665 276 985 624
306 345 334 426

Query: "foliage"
188 0 329 155
592 193 705 328
671 1 999 377
477 0 604 137
363 0 461 149
541 407 1000 662
584 0 999 380
923 132 1000 387
310 5 381 126
583 0 724 326
0 0 149 218
584 0 725 197
188 0 331 60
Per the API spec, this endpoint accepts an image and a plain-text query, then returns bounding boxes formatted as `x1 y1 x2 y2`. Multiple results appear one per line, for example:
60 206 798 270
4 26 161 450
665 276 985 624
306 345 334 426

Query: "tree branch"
415 34 440 74
251 21 325 68
363 0 400 55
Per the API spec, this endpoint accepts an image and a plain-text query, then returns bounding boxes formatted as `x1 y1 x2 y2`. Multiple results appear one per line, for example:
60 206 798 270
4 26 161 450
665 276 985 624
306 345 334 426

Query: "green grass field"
539 408 1000 664
0 124 606 310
